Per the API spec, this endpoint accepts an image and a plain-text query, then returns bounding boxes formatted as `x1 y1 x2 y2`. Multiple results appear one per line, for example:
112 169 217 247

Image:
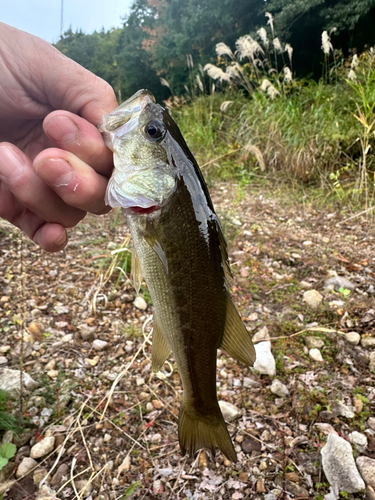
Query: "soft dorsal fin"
219 294 256 366
131 248 143 294
152 317 172 372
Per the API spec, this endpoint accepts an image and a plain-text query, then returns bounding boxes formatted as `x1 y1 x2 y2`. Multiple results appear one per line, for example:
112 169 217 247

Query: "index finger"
43 111 113 176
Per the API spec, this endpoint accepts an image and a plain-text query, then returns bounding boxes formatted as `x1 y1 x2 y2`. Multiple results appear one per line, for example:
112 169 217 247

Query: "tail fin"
178 400 236 462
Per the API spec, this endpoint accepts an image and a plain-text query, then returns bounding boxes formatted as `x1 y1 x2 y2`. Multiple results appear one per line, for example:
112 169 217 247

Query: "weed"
0 443 16 471
0 390 24 435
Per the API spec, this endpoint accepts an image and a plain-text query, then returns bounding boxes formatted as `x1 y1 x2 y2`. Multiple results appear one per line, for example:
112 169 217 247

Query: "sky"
1 0 134 44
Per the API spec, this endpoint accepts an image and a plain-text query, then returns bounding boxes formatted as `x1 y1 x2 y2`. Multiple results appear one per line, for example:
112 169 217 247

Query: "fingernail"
0 146 26 180
45 115 78 144
55 230 68 248
35 158 74 187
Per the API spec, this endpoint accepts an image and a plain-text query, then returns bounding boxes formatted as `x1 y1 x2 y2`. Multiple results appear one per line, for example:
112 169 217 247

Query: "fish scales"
99 89 256 462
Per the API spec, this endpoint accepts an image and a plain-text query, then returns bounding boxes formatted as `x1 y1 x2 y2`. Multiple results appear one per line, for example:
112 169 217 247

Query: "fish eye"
144 121 165 141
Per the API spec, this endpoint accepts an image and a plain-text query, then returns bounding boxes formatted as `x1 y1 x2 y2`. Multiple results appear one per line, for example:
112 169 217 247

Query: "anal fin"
219 294 256 366
152 317 172 372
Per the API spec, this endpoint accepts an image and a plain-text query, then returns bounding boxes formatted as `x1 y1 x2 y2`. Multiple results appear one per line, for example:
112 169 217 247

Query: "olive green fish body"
99 90 256 461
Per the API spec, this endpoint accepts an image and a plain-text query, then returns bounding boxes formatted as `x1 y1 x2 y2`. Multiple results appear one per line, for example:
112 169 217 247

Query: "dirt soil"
0 182 374 500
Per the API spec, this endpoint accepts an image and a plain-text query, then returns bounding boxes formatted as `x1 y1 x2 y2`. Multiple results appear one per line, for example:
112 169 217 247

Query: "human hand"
0 23 118 251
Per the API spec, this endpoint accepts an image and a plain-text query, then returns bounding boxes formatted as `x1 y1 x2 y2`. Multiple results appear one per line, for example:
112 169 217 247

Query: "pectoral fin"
131 249 143 294
152 318 172 372
144 219 168 274
219 294 256 366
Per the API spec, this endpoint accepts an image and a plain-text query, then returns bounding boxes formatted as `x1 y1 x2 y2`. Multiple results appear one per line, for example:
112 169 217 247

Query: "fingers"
34 148 111 215
43 111 113 176
0 181 68 252
0 143 86 227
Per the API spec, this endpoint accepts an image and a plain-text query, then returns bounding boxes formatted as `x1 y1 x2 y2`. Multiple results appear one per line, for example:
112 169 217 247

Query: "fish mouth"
128 205 160 215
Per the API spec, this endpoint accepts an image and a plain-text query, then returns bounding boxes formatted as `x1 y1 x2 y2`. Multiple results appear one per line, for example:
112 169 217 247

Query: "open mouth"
129 205 160 215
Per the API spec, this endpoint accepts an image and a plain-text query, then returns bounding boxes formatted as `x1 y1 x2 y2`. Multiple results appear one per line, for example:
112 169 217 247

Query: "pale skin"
0 23 118 252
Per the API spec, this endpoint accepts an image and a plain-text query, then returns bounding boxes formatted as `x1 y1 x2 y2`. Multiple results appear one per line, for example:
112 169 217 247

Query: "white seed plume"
265 12 274 37
204 64 231 83
283 67 292 83
348 69 357 82
351 54 359 69
160 77 171 89
285 43 293 64
186 54 194 69
260 78 279 99
220 100 233 113
236 35 264 61
257 27 269 48
196 74 204 92
261 79 270 92
273 37 282 53
321 31 333 55
215 42 234 59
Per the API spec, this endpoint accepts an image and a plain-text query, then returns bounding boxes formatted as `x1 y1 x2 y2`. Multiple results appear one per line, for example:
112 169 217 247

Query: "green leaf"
0 443 16 459
0 457 9 470
118 481 141 499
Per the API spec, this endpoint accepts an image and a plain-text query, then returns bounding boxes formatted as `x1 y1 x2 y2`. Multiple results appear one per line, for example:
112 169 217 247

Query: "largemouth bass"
99 89 256 462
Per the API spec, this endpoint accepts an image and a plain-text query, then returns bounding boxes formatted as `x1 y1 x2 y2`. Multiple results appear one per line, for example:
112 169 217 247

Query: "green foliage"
0 389 24 435
119 481 142 499
0 442 16 471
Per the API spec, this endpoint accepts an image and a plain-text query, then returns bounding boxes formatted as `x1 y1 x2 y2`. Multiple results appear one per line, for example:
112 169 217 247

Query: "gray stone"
0 356 8 365
35 485 58 500
362 337 375 348
50 463 69 486
243 377 260 389
321 433 365 494
0 368 38 393
75 480 93 496
218 401 241 422
349 431 368 448
92 339 108 351
306 336 325 349
324 276 356 292
134 296 148 310
368 417 375 431
252 326 270 343
370 352 375 372
331 401 355 419
61 334 73 343
356 457 375 488
30 436 55 459
2 430 13 444
309 348 324 362
345 332 361 345
270 379 289 398
303 290 323 309
33 468 48 485
253 341 276 376
78 324 96 341
16 457 38 478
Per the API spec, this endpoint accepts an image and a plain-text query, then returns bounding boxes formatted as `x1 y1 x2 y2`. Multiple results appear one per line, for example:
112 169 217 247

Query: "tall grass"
170 22 375 202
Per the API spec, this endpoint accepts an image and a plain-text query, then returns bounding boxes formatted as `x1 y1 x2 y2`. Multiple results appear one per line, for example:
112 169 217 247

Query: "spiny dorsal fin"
131 248 143 294
219 294 256 366
152 317 172 372
214 217 233 286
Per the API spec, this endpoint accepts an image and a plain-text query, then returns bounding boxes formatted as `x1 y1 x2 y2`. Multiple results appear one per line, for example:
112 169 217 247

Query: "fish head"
99 89 177 214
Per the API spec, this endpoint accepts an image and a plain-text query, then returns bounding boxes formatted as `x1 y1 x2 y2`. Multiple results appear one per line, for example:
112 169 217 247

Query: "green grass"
0 390 25 436
173 57 375 206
